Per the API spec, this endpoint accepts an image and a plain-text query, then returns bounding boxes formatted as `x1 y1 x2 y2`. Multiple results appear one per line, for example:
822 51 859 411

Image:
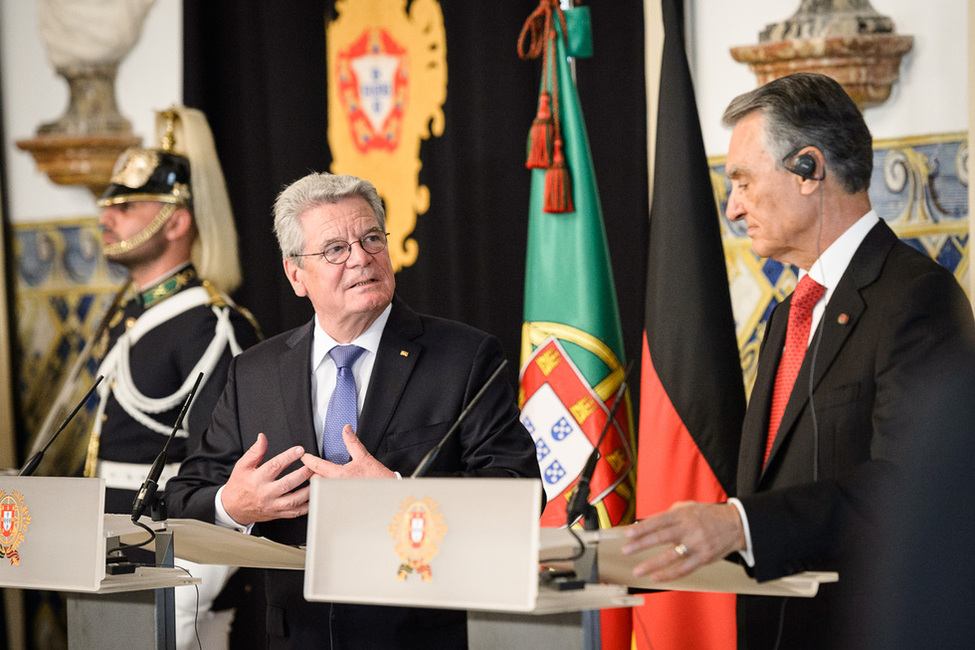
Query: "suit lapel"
357 298 422 456
278 321 320 452
760 220 896 476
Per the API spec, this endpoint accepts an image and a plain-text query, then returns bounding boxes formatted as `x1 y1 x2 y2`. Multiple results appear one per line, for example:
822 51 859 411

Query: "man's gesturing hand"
300 425 397 479
221 432 315 525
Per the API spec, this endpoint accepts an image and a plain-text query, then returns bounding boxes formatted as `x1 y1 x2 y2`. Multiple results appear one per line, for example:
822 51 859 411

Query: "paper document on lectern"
594 527 837 597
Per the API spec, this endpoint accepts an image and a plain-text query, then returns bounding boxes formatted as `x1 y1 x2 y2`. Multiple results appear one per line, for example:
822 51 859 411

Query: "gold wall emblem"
327 0 447 272
388 496 446 581
0 491 31 566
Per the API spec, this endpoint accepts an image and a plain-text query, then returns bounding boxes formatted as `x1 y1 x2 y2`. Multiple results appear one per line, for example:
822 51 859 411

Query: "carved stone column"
730 0 913 110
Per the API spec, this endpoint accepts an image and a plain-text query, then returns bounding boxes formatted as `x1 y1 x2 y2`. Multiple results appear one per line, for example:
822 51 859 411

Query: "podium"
107 515 305 570
0 477 199 649
303 477 641 649
302 477 837 649
25 476 837 649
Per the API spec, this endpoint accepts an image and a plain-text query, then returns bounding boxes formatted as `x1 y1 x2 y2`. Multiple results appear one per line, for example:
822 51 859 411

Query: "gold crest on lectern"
389 496 446 581
0 491 31 566
327 0 448 272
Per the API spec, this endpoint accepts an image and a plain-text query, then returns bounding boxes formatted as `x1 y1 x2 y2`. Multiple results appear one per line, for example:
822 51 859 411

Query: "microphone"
410 359 509 478
564 362 633 530
19 376 104 477
130 372 204 522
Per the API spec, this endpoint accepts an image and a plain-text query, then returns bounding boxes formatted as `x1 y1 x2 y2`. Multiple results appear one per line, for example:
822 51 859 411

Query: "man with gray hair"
622 73 974 648
166 171 541 649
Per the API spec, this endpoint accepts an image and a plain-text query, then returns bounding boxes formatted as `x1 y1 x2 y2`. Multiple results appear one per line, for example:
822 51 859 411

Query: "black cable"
114 517 156 551
770 596 790 650
172 562 203 650
808 182 827 482
538 525 588 563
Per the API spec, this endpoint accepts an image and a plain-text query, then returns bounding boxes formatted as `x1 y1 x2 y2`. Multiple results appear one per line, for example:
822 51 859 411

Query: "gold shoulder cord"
202 279 226 307
202 280 264 340
70 281 133 478
83 423 101 478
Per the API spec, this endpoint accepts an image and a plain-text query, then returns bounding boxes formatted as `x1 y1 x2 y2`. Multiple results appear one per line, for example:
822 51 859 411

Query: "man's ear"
283 256 309 298
165 207 195 241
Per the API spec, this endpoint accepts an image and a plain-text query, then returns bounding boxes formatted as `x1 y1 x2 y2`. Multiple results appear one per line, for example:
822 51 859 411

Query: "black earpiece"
792 154 816 179
784 149 825 181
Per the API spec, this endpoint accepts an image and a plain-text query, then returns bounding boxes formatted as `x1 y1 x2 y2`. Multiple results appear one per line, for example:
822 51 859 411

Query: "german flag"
632 0 746 648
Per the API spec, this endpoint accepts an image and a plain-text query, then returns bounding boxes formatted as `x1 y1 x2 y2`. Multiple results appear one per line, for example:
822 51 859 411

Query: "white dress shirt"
215 304 393 531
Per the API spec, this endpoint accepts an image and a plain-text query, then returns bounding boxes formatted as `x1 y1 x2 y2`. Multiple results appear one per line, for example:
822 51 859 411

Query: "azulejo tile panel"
12 217 127 474
712 132 970 397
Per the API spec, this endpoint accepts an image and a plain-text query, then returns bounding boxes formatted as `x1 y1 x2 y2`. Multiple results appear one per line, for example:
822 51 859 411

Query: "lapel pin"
400 350 409 357
837 313 850 325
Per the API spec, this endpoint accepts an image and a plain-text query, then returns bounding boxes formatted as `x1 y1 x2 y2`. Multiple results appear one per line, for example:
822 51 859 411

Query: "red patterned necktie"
765 275 826 466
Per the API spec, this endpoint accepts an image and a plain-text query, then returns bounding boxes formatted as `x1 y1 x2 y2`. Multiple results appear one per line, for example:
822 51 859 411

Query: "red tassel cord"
544 136 574 213
526 91 554 169
519 0 574 214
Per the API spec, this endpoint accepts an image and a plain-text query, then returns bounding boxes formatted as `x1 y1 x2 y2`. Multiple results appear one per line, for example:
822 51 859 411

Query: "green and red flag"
518 2 635 647
633 0 746 648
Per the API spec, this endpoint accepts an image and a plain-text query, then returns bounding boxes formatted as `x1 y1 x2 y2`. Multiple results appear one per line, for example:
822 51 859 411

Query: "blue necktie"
322 344 365 464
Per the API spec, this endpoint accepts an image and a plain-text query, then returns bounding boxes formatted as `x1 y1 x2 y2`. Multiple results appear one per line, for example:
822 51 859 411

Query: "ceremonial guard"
87 106 262 649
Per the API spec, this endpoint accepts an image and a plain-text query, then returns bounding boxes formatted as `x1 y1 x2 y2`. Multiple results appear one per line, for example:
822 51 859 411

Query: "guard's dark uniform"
91 108 266 649
92 264 261 514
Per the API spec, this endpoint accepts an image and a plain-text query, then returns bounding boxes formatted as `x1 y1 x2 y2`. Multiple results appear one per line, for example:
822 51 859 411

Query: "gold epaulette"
240 306 264 341
202 280 264 340
202 280 227 307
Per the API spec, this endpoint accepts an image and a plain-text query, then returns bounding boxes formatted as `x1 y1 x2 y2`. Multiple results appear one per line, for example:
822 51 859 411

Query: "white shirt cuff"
727 497 755 567
215 484 253 534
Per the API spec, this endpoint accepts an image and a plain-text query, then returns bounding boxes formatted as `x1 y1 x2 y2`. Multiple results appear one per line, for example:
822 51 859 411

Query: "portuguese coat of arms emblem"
388 496 446 581
0 491 31 566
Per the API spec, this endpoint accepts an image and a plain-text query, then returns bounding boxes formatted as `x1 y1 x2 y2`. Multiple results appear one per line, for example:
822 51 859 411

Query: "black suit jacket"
735 220 975 649
165 297 541 649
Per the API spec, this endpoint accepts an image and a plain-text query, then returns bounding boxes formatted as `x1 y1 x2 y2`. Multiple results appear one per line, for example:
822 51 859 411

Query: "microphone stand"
19 376 103 476
131 372 204 523
561 363 633 588
108 373 204 576
410 360 509 478
564 362 633 531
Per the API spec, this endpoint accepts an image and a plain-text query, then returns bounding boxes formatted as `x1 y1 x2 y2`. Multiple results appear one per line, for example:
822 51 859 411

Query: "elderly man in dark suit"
165 171 541 649
621 72 975 649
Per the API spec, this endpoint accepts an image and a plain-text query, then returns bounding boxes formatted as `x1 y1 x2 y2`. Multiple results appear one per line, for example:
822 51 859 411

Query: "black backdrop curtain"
183 0 648 395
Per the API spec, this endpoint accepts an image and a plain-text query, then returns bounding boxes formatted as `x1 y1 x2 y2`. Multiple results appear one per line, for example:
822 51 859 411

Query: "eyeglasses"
292 231 390 265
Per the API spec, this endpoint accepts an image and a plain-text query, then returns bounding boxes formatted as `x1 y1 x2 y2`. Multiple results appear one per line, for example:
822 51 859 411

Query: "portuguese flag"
518 4 635 648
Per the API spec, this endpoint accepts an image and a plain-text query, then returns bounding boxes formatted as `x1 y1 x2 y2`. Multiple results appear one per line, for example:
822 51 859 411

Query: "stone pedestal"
17 61 140 197
16 133 140 198
731 34 914 110
730 0 913 110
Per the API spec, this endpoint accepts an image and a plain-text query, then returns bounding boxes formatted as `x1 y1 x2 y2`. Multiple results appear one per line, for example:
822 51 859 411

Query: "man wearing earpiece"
622 72 975 649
